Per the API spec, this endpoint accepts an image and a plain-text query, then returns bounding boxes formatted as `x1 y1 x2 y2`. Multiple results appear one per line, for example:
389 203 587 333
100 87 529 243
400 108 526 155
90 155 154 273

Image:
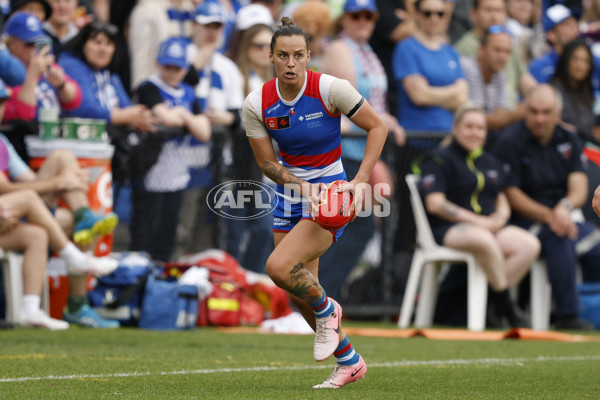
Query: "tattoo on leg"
289 262 322 304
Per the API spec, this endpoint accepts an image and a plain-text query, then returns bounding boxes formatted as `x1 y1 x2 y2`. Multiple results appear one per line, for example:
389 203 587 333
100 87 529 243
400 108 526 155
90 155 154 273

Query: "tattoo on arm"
440 201 459 218
289 262 322 304
263 161 303 185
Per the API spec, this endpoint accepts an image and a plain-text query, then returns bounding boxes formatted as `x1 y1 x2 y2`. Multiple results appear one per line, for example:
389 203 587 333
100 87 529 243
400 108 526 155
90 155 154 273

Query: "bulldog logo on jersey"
266 116 291 130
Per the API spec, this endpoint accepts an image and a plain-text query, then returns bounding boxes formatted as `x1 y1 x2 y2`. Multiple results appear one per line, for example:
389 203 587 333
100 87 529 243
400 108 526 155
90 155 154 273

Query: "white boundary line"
2 355 600 383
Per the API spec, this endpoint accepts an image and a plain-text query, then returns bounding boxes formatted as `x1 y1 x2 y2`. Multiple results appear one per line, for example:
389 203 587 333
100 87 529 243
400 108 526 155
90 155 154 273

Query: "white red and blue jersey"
260 70 346 184
244 71 368 236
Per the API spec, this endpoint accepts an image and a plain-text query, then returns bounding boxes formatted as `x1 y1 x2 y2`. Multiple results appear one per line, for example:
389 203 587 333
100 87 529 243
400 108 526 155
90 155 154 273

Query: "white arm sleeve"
326 77 365 118
242 91 269 139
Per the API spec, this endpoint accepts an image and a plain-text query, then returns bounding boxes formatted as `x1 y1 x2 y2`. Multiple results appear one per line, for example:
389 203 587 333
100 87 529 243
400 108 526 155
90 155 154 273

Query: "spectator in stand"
132 37 211 262
0 191 69 330
185 1 243 199
2 12 81 160
492 84 600 330
369 0 415 118
505 0 547 64
8 0 52 22
460 25 526 144
393 0 467 135
551 37 598 145
227 0 278 59
594 184 600 216
3 12 81 122
0 187 118 330
128 0 195 90
0 45 26 87
42 0 80 57
391 0 468 251
0 78 118 330
320 0 404 300
528 4 595 85
228 23 274 272
58 20 154 132
292 0 332 73
235 24 274 98
419 103 538 328
188 1 243 125
550 37 600 223
209 0 242 54
0 132 120 327
454 0 537 111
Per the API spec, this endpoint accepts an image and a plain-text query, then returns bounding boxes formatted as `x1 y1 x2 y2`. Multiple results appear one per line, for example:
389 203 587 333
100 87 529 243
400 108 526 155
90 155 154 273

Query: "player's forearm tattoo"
263 161 303 188
441 201 459 218
290 262 322 304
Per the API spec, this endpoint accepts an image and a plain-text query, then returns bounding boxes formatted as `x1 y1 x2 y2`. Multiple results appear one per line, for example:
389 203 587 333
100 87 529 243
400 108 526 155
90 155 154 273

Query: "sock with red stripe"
309 291 335 319
334 336 360 366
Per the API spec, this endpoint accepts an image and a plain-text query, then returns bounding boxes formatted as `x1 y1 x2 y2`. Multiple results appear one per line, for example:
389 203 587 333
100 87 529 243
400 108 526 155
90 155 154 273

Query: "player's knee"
265 256 288 285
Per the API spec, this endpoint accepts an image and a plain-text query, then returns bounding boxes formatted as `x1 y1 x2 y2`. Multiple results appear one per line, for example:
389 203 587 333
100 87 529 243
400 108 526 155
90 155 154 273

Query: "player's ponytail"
271 17 310 52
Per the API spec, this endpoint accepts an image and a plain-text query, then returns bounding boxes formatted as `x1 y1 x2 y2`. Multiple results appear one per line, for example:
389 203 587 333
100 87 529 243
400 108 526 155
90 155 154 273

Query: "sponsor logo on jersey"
304 111 323 121
266 116 291 130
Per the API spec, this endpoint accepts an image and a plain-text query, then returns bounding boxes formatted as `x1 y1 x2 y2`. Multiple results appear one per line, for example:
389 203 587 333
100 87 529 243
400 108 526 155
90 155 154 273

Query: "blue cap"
543 4 576 32
0 79 10 99
157 38 188 69
343 0 378 14
4 12 48 43
194 1 226 25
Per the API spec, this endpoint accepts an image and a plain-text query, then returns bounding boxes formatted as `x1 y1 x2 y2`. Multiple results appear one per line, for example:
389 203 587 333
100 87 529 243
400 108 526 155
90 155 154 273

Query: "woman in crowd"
225 23 275 273
551 37 598 145
319 0 403 300
551 37 600 223
235 23 275 97
505 0 546 63
419 103 540 328
58 20 154 132
292 0 332 73
391 0 469 252
392 0 467 136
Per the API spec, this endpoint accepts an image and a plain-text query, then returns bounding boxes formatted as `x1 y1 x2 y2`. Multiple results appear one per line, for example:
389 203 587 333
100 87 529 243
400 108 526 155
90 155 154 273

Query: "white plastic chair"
530 259 551 331
1 248 49 323
398 174 488 332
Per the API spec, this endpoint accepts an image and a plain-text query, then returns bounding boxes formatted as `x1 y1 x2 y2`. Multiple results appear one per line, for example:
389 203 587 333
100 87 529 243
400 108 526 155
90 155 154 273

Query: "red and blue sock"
334 336 360 366
309 292 334 319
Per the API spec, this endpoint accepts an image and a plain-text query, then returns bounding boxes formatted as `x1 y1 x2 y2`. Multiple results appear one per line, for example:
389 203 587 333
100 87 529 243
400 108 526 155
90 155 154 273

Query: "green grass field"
1 322 599 399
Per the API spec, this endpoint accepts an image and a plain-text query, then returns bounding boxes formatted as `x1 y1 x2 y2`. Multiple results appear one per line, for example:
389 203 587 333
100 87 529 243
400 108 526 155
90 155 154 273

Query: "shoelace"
314 312 335 344
323 365 344 384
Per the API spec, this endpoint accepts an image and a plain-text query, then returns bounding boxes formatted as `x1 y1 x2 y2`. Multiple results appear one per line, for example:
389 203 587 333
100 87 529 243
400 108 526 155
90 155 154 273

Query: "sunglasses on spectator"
487 24 511 35
349 12 375 21
251 42 270 50
420 10 445 18
89 20 118 36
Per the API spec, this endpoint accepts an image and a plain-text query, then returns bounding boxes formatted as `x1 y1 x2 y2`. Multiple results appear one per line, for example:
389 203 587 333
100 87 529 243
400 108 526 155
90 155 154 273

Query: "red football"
314 180 355 230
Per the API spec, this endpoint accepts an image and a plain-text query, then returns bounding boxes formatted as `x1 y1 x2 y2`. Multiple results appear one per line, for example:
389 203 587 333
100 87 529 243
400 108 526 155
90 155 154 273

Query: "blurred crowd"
1 0 600 331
